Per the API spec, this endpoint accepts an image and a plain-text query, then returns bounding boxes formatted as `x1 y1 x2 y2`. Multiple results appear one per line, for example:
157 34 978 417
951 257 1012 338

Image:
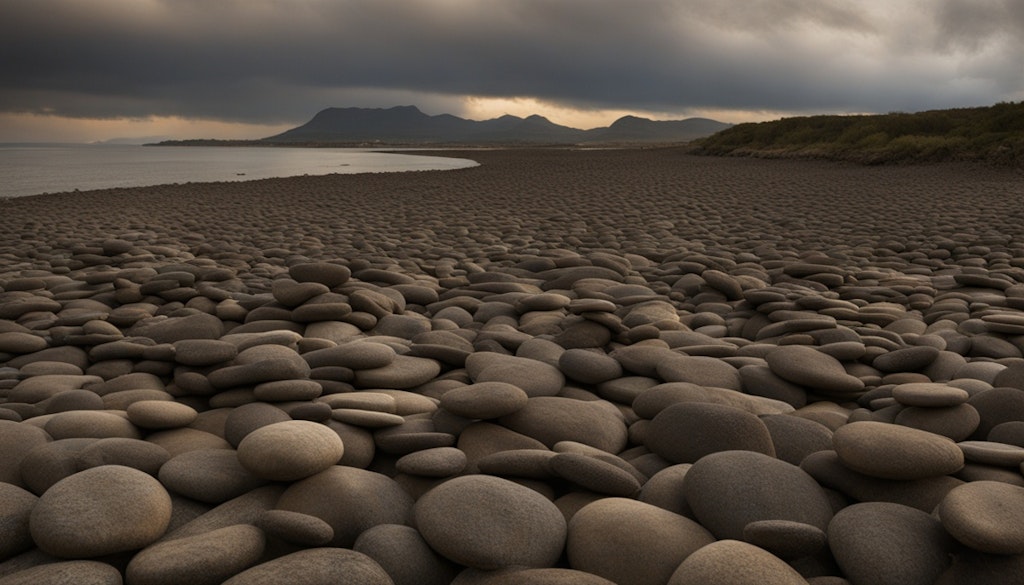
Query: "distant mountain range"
261 106 731 144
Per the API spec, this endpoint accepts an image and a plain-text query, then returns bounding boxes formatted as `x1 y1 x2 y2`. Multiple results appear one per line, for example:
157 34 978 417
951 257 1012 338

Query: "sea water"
0 144 478 198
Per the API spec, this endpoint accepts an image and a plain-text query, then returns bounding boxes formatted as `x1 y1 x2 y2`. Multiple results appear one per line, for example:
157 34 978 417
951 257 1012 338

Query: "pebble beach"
2 147 1024 584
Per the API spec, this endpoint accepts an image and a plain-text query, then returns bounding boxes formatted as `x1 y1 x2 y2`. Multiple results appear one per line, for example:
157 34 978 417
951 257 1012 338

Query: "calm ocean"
0 144 478 198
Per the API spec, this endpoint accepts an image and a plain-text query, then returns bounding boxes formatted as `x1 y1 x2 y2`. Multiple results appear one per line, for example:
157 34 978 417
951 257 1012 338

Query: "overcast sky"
2 0 1022 142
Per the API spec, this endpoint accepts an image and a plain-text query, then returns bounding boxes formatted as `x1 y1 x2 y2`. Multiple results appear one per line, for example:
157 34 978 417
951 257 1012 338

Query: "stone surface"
828 502 953 585
414 475 567 570
275 466 413 547
833 421 964 480
126 524 266 585
938 480 1024 554
567 497 714 585
499 396 628 453
667 539 809 585
645 401 775 463
354 523 460 585
237 420 344 481
684 450 833 540
221 548 392 585
29 465 172 558
766 345 865 395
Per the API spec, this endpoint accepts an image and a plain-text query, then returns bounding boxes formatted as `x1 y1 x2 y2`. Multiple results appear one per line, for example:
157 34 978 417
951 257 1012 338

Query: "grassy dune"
690 101 1024 167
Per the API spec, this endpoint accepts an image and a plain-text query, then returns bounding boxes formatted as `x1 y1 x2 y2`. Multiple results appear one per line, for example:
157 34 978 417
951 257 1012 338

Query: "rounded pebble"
414 474 567 570
237 420 344 481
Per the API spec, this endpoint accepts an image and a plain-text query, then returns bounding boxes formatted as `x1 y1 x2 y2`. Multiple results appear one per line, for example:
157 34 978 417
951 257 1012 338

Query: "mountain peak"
265 106 731 144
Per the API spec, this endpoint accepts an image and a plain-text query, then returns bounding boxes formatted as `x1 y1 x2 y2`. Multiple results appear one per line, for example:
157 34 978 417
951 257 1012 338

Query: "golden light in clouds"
0 103 814 144
0 113 292 143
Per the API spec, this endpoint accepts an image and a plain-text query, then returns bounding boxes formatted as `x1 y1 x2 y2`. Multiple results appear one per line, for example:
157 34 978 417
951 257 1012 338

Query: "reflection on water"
0 144 478 198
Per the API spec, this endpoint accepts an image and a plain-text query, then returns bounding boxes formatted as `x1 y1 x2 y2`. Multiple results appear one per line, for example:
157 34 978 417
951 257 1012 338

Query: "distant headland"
152 105 732 147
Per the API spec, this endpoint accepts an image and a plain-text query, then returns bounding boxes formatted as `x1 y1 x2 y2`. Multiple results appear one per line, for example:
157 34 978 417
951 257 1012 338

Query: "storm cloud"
2 0 1022 127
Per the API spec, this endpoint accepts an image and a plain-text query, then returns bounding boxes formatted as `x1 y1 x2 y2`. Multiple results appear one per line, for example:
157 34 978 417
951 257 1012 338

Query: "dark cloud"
2 0 1022 126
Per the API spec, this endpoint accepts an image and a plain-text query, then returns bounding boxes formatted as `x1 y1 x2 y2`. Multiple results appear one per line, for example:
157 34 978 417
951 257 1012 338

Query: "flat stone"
558 349 623 385
765 345 865 395
439 382 529 419
567 498 714 585
894 404 980 442
75 437 171 475
742 519 827 560
468 353 566 398
222 548 392 585
173 339 238 366
158 448 268 503
237 420 344 481
499 396 628 453
127 400 198 429
414 474 567 570
353 355 442 389
257 509 335 546
656 355 742 390
958 440 1024 467
275 466 413 547
548 452 643 497
828 502 953 585
0 561 123 585
126 524 266 585
939 481 1024 554
395 446 467 477
645 401 775 463
801 450 963 512
833 421 964 480
43 410 142 440
289 262 352 287
667 539 808 585
892 383 970 407
684 450 833 540
353 523 461 585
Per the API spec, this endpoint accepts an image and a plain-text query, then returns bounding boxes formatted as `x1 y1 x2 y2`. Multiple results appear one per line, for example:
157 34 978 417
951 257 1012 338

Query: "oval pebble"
548 452 643 497
766 345 865 395
0 561 124 585
828 502 952 585
667 539 808 585
939 480 1024 554
159 448 268 503
646 401 775 463
237 420 344 481
222 547 392 585
126 524 266 585
126 399 199 429
353 523 461 585
439 381 529 419
684 450 833 540
257 509 335 546
499 396 628 453
892 383 970 407
742 519 827 560
275 466 413 547
957 440 1024 467
567 497 714 585
833 421 964 480
414 474 567 570
29 465 172 558
43 410 142 440
395 446 468 477
75 437 171 475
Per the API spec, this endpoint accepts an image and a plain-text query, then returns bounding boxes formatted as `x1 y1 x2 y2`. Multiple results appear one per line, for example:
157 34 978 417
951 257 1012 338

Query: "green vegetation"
690 101 1024 167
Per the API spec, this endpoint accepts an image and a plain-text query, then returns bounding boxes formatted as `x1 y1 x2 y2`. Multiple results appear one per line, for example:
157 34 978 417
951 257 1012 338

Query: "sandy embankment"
2 148 1024 584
